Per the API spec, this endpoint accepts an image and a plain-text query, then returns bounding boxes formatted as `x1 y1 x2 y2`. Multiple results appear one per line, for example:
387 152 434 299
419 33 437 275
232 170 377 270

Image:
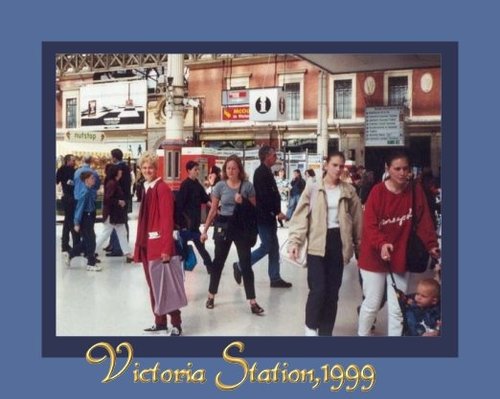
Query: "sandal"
205 297 214 309
250 302 264 315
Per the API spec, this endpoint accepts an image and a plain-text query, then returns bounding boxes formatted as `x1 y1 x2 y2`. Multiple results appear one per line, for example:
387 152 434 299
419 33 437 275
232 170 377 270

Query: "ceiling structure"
296 54 441 74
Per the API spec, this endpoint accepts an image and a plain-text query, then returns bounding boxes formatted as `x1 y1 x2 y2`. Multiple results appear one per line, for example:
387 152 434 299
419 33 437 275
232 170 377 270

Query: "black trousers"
305 228 344 336
71 211 97 266
209 224 255 300
61 195 79 251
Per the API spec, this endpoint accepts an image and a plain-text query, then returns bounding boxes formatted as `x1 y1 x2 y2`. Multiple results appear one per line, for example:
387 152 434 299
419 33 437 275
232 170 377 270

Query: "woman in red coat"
357 150 440 336
134 151 184 336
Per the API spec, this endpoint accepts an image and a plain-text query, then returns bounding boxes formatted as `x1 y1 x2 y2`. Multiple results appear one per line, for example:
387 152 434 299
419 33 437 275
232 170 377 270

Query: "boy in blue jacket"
64 171 101 271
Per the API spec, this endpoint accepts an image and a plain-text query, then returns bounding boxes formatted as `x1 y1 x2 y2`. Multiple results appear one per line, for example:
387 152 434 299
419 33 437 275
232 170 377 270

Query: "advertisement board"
80 80 147 130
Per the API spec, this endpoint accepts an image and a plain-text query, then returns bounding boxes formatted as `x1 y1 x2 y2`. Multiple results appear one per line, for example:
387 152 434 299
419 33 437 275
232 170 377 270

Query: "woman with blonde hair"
201 155 263 314
134 151 185 336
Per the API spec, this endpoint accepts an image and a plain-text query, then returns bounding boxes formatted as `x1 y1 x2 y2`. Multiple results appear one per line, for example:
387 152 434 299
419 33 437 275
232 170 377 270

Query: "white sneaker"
87 265 102 272
305 325 318 336
62 252 70 267
170 326 182 336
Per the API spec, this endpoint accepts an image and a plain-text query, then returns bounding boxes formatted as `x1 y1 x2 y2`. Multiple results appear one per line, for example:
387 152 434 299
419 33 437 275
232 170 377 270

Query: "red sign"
221 106 250 121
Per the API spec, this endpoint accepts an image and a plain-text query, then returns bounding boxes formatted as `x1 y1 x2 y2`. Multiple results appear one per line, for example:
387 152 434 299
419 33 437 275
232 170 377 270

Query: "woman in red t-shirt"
357 151 440 336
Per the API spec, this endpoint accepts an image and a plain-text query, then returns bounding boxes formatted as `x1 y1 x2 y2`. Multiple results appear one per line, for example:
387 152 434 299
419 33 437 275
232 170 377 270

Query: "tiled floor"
55 203 428 337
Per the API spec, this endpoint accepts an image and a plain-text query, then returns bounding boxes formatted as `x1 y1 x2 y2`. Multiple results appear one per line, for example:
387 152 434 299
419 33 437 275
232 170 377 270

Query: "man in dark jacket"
175 160 213 273
106 148 132 256
233 145 291 288
56 154 79 252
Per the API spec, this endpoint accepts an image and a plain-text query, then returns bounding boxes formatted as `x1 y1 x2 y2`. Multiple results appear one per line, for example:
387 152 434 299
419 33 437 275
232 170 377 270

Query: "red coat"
358 181 438 274
134 180 175 262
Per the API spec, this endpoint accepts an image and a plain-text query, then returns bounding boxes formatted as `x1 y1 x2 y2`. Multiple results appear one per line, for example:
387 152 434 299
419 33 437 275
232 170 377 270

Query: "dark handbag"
406 181 430 273
213 218 230 241
231 183 258 247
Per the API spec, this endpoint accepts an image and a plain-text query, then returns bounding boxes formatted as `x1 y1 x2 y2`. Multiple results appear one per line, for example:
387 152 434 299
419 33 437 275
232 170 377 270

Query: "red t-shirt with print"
358 181 438 274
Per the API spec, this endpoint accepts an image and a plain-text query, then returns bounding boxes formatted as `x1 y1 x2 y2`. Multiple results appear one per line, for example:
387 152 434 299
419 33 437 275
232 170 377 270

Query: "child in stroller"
400 278 441 336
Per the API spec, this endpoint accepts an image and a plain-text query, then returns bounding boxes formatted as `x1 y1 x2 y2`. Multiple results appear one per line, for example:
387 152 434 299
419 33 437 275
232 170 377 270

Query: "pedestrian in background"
286 169 305 221
175 160 213 274
56 154 78 253
233 146 291 288
64 171 101 271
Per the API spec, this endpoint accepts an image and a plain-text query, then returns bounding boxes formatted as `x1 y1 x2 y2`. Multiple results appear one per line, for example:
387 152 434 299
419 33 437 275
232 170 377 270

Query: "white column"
164 54 185 183
317 71 329 157
165 54 185 142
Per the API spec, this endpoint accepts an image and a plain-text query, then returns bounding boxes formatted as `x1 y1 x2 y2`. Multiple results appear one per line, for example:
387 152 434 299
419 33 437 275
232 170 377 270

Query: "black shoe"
270 279 292 288
206 297 214 309
144 324 167 332
233 262 242 285
103 245 113 252
250 303 264 315
125 256 134 264
170 326 182 336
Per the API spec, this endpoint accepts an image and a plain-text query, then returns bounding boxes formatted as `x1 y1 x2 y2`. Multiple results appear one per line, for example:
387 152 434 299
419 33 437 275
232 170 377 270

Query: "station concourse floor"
54 202 427 338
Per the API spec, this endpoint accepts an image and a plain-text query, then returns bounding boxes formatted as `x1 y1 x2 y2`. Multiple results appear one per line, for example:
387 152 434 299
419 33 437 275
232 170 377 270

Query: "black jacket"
253 163 281 225
175 177 210 230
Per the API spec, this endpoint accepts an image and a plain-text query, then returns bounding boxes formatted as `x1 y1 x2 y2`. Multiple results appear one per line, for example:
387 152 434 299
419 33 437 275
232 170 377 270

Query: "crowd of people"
57 146 442 337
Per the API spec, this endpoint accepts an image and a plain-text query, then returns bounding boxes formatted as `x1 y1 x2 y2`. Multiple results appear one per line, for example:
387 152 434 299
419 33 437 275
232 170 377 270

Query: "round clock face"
420 72 433 93
364 76 376 95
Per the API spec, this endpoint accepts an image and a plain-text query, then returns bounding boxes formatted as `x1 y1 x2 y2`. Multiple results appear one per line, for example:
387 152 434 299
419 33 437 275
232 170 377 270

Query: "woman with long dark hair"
357 150 440 336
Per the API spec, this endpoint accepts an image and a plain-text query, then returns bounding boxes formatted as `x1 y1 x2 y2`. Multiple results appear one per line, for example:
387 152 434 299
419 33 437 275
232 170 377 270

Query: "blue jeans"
250 223 281 282
286 194 300 220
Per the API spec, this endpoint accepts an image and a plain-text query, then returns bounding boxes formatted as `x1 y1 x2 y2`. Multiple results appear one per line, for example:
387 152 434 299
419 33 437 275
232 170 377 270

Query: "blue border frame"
42 41 458 358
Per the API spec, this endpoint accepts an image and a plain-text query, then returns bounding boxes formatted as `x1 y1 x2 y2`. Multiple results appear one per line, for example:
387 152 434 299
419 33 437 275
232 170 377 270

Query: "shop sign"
221 89 249 106
65 131 106 143
221 106 250 121
365 106 405 146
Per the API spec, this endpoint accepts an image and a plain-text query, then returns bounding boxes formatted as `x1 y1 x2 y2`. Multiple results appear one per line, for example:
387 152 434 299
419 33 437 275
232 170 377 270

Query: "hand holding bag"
406 181 430 273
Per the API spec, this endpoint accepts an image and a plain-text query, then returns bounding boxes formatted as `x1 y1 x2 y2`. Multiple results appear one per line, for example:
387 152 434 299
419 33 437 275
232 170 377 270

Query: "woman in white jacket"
288 152 363 336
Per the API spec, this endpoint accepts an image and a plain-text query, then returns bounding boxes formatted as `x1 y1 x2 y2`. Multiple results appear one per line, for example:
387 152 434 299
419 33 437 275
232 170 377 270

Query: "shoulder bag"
406 181 430 273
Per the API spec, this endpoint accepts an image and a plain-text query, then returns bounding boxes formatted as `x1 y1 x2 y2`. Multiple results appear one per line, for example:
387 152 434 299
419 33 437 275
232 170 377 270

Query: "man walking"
233 145 292 288
56 154 78 253
175 160 213 273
